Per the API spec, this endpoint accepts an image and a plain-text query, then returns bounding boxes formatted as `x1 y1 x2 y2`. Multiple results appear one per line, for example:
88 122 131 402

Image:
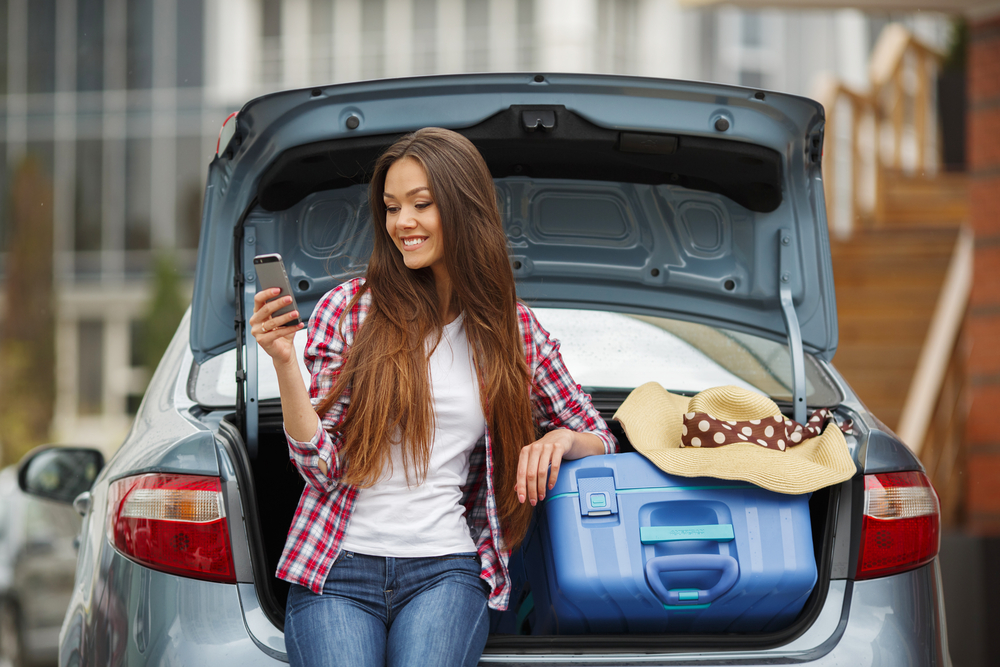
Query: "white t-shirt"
340 313 484 556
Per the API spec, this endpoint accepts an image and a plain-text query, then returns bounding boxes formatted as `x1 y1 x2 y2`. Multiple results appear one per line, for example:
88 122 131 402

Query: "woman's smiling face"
383 157 447 279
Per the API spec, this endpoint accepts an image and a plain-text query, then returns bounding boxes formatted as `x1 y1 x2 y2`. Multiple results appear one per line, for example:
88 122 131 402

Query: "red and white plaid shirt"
275 277 617 610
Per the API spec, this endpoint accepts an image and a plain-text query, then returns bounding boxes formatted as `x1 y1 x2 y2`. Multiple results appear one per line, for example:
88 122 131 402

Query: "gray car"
0 466 81 667
18 73 950 665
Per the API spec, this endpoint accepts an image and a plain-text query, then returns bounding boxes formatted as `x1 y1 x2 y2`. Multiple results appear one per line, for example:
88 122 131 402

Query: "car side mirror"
18 446 105 504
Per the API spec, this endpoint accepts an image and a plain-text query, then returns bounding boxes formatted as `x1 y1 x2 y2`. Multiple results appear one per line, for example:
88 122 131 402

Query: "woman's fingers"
256 311 301 337
517 432 573 506
251 287 281 314
517 440 562 506
250 289 289 323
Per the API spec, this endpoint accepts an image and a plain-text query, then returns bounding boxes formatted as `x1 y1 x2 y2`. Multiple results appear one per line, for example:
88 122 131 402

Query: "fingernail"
539 493 545 501
530 499 536 506
518 494 525 503
285 296 292 303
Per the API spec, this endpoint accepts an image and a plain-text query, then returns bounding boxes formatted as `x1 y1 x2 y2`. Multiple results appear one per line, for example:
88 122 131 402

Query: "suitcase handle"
645 554 739 606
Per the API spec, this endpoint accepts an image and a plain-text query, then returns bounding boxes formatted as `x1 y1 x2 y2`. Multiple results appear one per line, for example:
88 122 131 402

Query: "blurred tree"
0 156 55 467
139 254 187 377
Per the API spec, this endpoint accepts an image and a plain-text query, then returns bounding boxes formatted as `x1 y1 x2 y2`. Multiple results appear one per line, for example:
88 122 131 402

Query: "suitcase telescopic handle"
644 554 739 607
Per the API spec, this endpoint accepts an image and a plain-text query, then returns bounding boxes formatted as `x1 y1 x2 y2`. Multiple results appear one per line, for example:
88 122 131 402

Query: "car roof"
190 73 835 364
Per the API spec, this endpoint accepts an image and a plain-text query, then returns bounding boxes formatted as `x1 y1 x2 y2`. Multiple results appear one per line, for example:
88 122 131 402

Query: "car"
18 73 950 666
0 466 82 667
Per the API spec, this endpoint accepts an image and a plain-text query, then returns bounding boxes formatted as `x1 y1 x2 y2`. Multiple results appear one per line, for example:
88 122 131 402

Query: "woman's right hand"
249 288 304 366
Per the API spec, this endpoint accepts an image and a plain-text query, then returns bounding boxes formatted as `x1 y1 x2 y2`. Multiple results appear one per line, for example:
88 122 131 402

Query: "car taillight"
107 473 236 583
857 471 940 580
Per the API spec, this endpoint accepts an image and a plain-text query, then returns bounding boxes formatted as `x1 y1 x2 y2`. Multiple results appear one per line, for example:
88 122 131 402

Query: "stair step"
829 225 960 431
877 171 968 227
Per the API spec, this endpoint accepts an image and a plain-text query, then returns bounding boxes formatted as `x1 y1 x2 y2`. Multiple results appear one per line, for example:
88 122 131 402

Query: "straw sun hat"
613 382 856 495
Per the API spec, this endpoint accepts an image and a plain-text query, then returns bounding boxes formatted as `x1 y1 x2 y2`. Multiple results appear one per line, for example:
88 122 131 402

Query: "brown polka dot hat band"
683 407 850 451
613 383 857 495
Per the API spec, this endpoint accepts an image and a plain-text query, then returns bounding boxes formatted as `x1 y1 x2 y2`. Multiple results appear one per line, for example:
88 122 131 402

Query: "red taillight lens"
107 473 236 583
857 471 940 580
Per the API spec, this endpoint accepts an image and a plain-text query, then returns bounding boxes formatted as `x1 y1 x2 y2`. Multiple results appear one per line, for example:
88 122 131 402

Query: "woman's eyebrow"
383 186 430 199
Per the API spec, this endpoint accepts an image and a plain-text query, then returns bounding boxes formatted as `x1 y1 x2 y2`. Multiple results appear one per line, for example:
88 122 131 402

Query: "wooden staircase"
817 24 972 527
829 169 970 527
876 170 969 228
831 224 962 431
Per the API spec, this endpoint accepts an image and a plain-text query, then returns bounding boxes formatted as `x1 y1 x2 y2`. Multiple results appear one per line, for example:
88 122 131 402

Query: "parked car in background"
0 466 81 667
19 73 949 665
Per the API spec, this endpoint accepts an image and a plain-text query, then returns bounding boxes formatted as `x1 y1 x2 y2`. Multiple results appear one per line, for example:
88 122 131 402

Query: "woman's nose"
397 208 418 228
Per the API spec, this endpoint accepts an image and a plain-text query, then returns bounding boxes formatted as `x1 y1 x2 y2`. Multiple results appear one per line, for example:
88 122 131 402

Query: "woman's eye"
385 205 400 214
415 202 433 210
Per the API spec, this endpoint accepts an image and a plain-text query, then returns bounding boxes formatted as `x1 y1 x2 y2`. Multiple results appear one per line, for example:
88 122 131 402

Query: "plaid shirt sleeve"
276 279 368 593
518 302 618 455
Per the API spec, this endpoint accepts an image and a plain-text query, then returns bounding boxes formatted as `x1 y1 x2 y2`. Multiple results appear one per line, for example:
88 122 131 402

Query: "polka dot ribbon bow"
681 409 853 452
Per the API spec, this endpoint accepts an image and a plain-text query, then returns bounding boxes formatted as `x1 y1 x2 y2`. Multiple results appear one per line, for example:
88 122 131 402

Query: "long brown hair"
317 128 536 549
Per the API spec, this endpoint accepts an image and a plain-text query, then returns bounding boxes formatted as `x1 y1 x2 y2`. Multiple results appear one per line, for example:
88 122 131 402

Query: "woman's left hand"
516 429 606 506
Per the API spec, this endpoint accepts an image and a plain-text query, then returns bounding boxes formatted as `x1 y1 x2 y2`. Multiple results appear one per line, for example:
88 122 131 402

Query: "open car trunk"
218 390 851 653
187 73 858 655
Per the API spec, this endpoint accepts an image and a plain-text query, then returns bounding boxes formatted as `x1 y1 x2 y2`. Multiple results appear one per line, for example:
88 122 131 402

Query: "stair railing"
815 23 943 236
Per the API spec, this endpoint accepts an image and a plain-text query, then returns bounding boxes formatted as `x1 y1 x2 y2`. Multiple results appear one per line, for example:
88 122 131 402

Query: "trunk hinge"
240 228 260 460
778 229 807 424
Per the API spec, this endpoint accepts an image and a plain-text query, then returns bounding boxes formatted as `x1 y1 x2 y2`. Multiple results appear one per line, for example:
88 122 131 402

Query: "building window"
175 136 205 252
516 0 535 71
78 320 104 415
261 0 283 86
413 0 437 75
77 0 104 91
742 11 762 47
27 0 57 94
177 0 205 88
75 140 102 255
309 0 334 84
465 0 489 73
0 0 9 94
361 0 385 80
739 70 764 88
127 0 154 89
0 142 6 253
597 0 638 74
125 138 151 255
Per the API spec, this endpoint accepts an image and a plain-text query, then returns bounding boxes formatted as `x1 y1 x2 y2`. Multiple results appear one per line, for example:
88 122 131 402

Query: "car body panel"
101 313 220 483
191 73 836 365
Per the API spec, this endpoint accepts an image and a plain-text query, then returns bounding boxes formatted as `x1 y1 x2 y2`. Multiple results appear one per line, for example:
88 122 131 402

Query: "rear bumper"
63 554 948 666
480 560 950 665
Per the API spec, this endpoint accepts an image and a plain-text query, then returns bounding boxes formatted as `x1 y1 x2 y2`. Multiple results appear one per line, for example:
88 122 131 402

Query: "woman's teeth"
403 237 425 247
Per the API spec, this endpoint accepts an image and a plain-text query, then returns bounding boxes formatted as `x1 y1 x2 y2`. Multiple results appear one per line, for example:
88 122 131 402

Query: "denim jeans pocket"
332 550 355 567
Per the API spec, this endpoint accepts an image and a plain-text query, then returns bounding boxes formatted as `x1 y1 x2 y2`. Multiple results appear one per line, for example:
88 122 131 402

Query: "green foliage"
139 254 188 376
0 156 56 467
943 18 968 71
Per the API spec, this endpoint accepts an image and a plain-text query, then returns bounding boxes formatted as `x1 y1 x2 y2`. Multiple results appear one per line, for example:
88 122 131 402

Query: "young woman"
250 127 616 667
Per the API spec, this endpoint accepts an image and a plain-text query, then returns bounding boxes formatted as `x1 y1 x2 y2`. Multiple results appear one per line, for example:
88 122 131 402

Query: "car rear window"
188 308 840 408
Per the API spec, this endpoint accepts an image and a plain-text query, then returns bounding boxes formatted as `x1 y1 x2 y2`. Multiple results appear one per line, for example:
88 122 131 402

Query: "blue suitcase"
511 453 817 634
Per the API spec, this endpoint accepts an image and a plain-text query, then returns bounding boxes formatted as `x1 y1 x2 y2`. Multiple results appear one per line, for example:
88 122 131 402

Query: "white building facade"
0 0 949 453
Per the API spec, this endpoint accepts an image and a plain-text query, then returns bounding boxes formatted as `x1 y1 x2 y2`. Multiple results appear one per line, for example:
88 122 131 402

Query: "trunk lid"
191 73 834 376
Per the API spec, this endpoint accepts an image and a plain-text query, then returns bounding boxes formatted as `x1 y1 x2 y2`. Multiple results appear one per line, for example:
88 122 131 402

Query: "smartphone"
253 253 301 328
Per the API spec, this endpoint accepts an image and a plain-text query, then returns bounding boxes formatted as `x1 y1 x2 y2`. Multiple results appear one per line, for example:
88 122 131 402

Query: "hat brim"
614 382 857 495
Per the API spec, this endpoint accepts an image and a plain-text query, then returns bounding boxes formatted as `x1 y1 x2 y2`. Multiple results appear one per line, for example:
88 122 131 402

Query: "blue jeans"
285 551 490 667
